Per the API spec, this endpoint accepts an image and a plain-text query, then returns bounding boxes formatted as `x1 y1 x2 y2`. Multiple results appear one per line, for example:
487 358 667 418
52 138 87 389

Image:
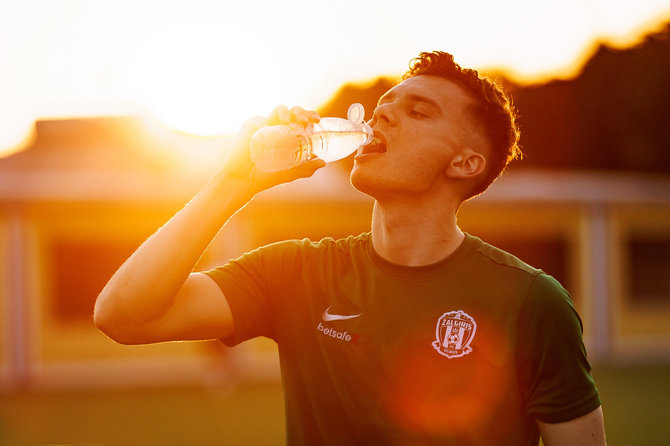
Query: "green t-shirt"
205 233 600 446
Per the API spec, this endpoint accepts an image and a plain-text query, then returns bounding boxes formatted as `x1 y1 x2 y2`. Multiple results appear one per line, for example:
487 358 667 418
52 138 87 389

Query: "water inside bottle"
309 130 369 163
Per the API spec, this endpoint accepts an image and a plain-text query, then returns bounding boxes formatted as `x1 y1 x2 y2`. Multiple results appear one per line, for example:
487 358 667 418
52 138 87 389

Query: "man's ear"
446 148 487 179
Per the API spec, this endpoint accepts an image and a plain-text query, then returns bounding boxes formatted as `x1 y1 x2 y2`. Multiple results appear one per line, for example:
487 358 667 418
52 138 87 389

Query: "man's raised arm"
93 106 324 345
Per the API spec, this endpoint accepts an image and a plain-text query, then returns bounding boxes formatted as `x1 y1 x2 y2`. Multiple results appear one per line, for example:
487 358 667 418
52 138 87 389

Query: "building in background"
1 113 669 392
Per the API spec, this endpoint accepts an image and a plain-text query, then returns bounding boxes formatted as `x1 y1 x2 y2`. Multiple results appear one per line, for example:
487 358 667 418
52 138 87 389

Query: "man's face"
350 75 478 198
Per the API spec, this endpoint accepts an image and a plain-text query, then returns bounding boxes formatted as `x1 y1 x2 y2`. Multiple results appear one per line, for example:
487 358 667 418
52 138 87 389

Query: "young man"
95 51 606 445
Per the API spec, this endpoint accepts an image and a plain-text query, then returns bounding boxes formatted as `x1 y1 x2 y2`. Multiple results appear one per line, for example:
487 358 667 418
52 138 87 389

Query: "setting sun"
1 0 669 156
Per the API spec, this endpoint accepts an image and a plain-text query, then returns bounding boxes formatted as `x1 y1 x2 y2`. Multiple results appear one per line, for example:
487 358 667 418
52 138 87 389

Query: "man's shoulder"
332 232 371 252
465 233 542 277
259 232 370 257
464 234 573 314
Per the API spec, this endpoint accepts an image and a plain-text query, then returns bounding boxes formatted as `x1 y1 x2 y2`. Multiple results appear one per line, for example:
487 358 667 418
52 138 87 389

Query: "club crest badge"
432 310 477 359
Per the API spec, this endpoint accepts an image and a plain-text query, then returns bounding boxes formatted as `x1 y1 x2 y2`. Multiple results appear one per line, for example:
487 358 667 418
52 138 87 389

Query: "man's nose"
372 103 396 126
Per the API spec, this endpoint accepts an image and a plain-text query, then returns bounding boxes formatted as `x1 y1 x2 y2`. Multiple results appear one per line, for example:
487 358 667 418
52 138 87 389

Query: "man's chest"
277 273 527 441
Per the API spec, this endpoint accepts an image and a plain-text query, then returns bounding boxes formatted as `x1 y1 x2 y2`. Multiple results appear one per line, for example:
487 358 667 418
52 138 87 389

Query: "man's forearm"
94 169 256 329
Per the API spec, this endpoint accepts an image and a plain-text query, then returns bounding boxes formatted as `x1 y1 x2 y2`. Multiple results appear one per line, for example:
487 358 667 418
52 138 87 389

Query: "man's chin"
349 166 382 198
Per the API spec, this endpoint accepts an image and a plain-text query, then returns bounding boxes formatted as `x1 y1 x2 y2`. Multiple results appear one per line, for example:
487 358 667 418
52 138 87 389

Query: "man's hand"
224 105 326 193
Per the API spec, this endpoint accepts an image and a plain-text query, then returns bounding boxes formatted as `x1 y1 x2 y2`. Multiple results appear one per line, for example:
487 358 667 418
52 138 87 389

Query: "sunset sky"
1 0 669 156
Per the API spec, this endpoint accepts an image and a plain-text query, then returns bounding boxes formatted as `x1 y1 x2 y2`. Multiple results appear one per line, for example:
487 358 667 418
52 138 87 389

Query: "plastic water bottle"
250 103 373 172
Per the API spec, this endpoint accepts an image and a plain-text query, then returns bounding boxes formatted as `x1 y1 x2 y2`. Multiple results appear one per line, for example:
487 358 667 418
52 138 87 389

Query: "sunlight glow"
1 0 669 156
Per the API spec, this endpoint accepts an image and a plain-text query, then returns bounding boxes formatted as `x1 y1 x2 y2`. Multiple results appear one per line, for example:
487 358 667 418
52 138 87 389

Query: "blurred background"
1 1 670 445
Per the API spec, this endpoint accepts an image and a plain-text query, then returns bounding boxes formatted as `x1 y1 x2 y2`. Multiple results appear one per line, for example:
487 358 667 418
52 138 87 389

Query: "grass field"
1 363 669 446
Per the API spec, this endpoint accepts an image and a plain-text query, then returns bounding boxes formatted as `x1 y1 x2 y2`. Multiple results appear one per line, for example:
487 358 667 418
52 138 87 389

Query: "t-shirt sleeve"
515 273 601 423
203 240 303 346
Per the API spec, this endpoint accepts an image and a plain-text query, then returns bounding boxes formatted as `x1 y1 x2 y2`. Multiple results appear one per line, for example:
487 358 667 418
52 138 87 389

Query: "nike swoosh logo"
322 305 362 322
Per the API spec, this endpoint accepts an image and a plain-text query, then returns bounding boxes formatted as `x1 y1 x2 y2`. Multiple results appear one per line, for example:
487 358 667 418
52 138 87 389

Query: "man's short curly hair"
401 51 522 199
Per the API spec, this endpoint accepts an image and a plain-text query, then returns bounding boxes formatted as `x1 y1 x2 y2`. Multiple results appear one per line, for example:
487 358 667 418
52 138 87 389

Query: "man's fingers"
290 106 320 126
267 105 291 126
289 158 327 180
301 158 327 172
267 105 320 127
271 158 326 184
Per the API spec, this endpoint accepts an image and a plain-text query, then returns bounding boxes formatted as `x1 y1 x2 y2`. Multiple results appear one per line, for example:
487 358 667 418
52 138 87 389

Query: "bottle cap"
361 122 373 144
347 103 373 144
347 103 365 123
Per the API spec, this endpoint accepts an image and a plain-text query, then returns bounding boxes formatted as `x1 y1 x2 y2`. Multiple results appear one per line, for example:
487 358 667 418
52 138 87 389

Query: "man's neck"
370 197 464 267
